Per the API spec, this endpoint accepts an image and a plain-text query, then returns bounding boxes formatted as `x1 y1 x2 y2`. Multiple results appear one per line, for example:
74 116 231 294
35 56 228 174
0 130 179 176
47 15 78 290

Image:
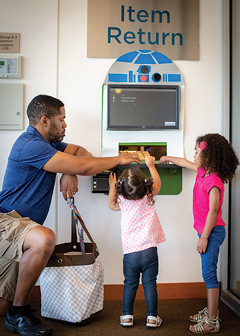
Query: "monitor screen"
107 85 179 130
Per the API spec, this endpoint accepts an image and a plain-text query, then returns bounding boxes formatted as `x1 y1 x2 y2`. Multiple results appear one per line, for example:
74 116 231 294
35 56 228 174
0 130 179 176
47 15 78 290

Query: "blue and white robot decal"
104 49 184 86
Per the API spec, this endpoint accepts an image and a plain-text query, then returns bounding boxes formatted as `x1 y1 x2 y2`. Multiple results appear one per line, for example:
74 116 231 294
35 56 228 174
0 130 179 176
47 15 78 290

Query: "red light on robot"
140 75 147 82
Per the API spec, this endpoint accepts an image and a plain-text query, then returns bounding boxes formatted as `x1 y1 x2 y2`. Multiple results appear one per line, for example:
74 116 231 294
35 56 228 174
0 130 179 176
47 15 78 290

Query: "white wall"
0 0 225 285
0 0 59 230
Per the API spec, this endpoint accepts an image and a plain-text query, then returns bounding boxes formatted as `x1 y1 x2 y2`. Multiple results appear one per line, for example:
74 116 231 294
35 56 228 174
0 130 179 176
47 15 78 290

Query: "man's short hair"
27 95 64 125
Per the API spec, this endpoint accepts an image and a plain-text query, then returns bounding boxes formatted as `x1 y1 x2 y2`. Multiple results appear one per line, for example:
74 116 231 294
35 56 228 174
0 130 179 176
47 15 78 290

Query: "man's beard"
48 121 65 143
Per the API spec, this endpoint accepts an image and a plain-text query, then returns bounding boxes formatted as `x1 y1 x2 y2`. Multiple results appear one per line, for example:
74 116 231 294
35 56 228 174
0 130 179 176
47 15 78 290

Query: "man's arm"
43 150 141 176
60 144 94 200
64 144 93 157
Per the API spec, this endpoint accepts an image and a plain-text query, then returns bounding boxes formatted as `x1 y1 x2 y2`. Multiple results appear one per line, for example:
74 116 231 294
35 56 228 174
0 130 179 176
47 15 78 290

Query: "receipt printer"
92 169 116 193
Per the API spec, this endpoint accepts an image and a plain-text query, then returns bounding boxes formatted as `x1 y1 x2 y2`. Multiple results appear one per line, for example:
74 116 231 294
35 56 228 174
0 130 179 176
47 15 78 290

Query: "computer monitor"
107 84 179 130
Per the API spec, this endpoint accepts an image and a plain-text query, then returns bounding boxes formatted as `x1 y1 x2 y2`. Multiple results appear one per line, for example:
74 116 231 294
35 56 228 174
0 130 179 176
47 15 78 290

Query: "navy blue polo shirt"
0 126 67 224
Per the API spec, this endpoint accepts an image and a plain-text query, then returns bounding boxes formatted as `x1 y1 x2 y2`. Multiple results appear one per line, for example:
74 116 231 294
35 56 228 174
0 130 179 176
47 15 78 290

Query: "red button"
140 75 147 82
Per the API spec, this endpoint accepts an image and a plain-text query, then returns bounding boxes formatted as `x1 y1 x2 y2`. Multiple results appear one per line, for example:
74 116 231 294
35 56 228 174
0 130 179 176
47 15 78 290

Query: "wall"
0 0 59 231
0 0 224 286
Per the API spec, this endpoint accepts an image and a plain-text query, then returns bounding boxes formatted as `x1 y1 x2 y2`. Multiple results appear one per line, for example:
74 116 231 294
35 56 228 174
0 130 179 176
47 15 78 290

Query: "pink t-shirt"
118 195 166 254
193 168 225 235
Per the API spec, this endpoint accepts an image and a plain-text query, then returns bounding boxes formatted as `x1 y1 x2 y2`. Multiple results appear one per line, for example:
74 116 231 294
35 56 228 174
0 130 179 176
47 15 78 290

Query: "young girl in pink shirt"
108 156 166 328
159 133 239 334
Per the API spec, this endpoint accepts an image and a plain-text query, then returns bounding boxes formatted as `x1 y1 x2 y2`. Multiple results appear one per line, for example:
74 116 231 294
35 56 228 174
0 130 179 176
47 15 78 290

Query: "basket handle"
68 198 99 254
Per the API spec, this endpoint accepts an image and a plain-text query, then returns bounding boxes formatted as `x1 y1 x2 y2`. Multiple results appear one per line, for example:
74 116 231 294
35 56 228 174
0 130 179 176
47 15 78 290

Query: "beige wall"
0 0 226 285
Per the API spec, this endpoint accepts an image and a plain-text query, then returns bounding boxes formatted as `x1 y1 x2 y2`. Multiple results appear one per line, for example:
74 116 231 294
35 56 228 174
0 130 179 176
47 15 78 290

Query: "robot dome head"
104 49 183 85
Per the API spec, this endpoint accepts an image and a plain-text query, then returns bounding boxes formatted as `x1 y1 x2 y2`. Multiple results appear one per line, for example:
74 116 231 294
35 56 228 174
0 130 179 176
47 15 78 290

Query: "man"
0 95 140 336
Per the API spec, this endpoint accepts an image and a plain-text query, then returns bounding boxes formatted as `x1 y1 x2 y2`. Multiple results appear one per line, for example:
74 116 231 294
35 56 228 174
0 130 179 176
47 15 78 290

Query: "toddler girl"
159 133 239 333
108 156 166 327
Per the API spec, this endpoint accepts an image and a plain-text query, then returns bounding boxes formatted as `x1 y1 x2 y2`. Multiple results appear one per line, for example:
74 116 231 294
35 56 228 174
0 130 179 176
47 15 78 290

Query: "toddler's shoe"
120 315 134 326
146 315 162 327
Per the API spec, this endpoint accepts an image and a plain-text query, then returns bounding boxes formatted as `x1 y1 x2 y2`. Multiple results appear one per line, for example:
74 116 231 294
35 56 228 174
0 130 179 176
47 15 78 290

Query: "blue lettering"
137 10 148 22
108 27 183 46
162 32 170 45
127 6 135 22
151 10 170 23
172 33 183 45
108 27 121 43
148 32 159 45
121 5 124 21
137 28 145 44
124 31 135 44
121 6 171 24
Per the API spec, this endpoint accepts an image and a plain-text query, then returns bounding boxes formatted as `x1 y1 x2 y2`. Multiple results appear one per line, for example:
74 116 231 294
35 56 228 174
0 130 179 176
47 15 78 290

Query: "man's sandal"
146 315 162 327
189 307 219 323
189 315 220 334
120 315 134 327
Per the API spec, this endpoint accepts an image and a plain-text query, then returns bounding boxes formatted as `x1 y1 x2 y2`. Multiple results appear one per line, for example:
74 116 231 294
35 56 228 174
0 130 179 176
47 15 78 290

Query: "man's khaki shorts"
0 211 40 301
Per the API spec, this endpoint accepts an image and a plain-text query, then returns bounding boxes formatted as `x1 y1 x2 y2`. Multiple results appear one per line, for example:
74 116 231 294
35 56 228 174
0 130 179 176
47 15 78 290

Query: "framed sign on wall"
87 0 199 60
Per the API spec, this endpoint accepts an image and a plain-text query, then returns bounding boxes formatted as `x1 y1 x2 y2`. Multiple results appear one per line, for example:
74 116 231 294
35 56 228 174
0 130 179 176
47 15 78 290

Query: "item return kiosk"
92 50 185 195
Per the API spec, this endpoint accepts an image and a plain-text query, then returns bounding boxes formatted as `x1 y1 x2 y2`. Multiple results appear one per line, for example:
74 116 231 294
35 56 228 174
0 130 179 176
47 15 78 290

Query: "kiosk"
92 50 184 195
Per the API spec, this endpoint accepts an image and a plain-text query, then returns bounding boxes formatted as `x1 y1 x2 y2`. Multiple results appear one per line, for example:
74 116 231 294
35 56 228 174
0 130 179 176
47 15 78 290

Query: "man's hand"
60 174 78 200
119 152 141 165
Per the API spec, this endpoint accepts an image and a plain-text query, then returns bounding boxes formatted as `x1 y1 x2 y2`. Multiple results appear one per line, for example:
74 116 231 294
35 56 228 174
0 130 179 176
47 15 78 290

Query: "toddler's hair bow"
199 141 207 151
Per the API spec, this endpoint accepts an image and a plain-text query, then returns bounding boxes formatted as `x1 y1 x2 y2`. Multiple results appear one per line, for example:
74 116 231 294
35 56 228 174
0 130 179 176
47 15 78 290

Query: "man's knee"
23 226 56 255
40 227 56 256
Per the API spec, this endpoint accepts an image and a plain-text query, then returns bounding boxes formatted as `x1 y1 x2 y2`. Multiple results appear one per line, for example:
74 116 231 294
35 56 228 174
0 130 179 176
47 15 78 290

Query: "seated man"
0 94 140 336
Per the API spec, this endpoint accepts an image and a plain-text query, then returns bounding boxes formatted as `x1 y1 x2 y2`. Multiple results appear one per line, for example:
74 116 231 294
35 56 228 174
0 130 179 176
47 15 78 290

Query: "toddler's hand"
108 172 117 189
145 156 156 168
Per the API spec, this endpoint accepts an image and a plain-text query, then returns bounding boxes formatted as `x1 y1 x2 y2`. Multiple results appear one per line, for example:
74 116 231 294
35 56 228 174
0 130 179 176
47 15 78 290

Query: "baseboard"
30 282 207 303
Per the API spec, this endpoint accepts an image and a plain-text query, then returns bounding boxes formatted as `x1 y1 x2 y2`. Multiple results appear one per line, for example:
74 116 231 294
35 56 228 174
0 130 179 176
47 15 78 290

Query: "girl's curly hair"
196 133 239 183
113 167 154 205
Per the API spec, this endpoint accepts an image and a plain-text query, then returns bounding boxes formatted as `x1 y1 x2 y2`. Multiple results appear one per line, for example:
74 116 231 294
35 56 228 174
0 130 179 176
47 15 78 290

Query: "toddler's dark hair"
196 133 239 183
113 167 154 205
